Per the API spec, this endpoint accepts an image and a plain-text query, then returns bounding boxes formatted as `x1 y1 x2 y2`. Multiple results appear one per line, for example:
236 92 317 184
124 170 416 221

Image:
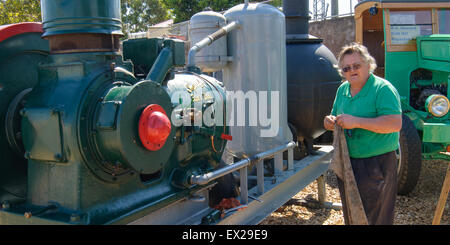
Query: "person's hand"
324 115 336 131
336 114 358 129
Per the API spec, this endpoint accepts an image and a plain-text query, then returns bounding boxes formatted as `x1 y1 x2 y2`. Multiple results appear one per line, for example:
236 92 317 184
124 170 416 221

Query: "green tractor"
355 0 449 195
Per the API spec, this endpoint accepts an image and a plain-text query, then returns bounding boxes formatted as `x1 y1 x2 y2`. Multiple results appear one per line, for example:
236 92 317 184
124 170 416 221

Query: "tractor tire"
397 114 422 195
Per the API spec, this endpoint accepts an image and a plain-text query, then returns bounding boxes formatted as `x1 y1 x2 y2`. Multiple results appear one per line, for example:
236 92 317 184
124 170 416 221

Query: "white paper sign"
391 14 416 25
391 26 420 44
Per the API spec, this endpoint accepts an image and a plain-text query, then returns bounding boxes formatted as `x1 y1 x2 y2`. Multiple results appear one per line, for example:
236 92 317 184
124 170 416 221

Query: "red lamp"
138 104 171 151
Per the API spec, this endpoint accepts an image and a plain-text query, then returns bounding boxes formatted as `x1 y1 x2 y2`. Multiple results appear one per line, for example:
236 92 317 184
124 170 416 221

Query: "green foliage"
166 0 282 24
0 0 42 25
164 0 202 24
0 0 169 36
198 0 245 12
267 0 283 8
0 0 283 34
121 0 169 34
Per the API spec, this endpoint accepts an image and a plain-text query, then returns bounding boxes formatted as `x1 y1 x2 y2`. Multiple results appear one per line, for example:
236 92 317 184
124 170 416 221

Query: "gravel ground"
260 159 449 225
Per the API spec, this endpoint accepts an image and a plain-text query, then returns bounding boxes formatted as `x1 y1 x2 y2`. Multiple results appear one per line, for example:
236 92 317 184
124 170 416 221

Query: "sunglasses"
342 63 362 73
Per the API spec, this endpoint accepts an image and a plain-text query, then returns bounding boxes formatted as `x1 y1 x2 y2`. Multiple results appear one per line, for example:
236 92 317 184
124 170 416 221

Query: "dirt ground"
260 159 449 225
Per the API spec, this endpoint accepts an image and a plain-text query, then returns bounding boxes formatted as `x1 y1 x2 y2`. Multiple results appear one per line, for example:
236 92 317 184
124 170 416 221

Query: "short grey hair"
337 42 377 76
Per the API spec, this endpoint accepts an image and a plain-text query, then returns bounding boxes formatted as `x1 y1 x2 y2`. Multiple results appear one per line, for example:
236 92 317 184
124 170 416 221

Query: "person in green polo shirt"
324 43 402 225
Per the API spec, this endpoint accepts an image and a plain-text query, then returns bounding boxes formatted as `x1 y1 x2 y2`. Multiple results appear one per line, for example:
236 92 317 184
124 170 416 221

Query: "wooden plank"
356 17 364 43
355 1 379 19
432 163 450 225
432 8 439 34
317 175 326 206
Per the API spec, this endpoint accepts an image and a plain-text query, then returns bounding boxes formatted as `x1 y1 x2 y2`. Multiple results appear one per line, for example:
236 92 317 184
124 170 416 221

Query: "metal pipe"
288 147 294 170
251 141 296 162
256 160 264 194
331 0 339 18
274 152 283 175
350 0 353 14
240 167 248 204
146 47 173 83
187 21 239 69
190 141 296 185
191 158 251 186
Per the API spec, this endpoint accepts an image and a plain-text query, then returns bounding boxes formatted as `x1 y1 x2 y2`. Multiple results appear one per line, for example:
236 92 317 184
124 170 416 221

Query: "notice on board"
390 13 416 25
391 26 420 45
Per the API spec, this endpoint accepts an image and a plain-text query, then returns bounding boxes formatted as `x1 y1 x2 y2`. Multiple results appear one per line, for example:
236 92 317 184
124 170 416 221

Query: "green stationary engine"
0 0 230 224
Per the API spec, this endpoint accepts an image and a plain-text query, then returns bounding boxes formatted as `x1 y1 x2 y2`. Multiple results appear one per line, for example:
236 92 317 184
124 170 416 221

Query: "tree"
121 0 169 34
267 0 283 8
166 0 283 24
0 0 169 35
0 0 283 34
164 0 203 24
0 0 41 25
198 0 244 13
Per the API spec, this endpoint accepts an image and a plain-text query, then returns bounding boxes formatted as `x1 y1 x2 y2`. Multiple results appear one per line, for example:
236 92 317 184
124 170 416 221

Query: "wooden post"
432 163 450 225
317 175 326 206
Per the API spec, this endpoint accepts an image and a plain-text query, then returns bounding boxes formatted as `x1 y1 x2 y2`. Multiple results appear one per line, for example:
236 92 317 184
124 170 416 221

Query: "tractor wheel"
397 114 422 195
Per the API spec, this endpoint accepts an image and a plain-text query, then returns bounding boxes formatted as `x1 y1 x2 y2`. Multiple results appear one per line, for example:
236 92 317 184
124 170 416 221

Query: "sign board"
391 25 421 45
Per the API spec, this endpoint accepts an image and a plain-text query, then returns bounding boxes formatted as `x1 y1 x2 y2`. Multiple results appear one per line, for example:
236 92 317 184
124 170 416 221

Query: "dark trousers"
337 151 398 225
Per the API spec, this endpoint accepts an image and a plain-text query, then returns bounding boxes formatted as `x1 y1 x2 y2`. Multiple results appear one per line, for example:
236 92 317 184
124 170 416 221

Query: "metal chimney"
283 0 310 37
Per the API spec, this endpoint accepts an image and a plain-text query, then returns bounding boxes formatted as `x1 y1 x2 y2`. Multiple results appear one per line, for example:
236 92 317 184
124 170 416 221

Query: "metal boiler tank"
284 0 341 145
187 0 339 158
223 3 292 158
188 11 228 73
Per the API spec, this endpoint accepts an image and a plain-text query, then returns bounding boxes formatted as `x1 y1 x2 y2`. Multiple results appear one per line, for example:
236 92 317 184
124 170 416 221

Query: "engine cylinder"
41 0 122 53
41 0 123 37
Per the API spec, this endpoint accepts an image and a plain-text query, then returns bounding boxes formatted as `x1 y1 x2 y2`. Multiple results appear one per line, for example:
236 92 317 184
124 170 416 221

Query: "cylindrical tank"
189 11 228 72
41 0 123 37
284 0 341 141
41 0 122 53
223 3 291 157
